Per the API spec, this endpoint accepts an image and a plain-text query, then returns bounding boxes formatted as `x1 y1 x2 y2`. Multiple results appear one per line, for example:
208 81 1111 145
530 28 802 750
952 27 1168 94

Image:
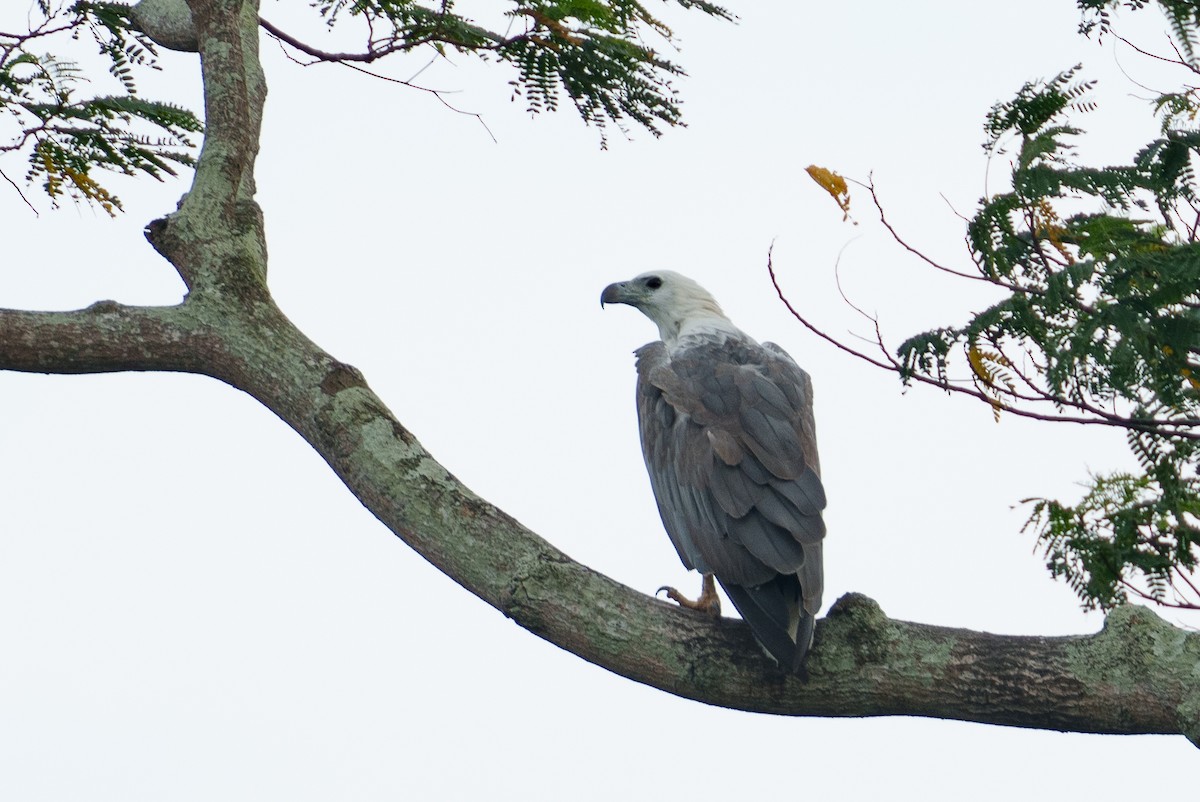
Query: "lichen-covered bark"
2 0 1198 747
131 0 199 52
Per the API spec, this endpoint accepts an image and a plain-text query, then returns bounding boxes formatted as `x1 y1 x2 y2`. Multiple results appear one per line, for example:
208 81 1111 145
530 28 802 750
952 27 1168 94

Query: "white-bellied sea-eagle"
601 271 826 673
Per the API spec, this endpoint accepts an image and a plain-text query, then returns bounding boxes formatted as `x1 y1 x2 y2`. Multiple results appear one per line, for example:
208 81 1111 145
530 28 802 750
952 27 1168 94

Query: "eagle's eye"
645 276 663 290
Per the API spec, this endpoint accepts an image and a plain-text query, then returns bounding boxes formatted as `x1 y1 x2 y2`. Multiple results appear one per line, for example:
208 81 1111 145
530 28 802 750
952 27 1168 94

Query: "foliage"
1 0 730 212
308 0 732 144
892 2 1200 611
1 2 202 213
1077 0 1200 62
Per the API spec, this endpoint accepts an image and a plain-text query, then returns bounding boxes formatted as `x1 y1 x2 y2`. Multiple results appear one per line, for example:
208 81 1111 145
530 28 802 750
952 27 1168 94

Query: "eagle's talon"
657 575 721 617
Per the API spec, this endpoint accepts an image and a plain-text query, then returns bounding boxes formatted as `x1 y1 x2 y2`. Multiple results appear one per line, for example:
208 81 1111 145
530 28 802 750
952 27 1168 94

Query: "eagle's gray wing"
634 337 826 671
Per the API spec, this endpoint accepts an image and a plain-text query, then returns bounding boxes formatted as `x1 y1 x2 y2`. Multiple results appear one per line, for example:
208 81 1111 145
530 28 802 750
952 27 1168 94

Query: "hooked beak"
600 281 633 309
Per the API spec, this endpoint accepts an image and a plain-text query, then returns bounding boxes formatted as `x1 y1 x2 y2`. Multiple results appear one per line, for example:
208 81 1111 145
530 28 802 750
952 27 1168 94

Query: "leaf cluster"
1078 0 1200 64
307 0 732 144
1028 426 1200 609
894 6 1200 611
1 2 202 213
2 1 730 210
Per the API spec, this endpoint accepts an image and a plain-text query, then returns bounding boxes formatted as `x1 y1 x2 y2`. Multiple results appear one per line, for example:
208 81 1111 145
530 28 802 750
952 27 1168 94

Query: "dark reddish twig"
0 167 37 215
767 247 1200 437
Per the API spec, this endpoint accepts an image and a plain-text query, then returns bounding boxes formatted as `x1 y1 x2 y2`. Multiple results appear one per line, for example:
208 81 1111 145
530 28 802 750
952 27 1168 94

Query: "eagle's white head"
601 270 738 348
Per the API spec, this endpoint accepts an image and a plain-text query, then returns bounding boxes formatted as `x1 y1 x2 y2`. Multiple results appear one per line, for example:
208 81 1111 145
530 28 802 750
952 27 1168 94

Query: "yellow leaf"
967 345 995 385
967 345 1015 422
1032 199 1073 263
805 165 853 222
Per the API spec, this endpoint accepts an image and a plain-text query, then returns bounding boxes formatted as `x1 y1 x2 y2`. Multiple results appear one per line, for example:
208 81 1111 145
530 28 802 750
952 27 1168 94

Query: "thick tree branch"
0 302 210 375
145 0 268 294
5 286 1200 746
184 0 264 209
210 328 1200 747
5 0 1200 748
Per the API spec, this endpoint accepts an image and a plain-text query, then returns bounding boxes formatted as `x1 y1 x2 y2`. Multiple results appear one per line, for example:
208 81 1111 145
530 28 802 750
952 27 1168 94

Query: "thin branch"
261 25 497 143
256 14 527 63
337 60 497 143
767 245 899 374
1175 565 1200 605
1120 577 1200 611
1115 31 1200 75
0 167 37 215
767 249 1200 437
859 177 988 283
406 54 438 84
258 16 414 63
939 191 972 223
0 19 78 42
866 177 1089 308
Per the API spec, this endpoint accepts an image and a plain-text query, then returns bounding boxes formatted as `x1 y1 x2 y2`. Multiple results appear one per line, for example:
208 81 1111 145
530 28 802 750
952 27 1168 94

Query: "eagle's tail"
720 575 814 677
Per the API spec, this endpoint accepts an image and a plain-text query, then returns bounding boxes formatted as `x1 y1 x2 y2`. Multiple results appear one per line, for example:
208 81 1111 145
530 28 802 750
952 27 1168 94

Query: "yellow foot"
657 574 721 617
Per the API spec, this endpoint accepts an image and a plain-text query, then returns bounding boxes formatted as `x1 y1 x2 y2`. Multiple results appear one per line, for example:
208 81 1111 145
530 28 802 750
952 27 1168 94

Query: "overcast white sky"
2 1 1197 798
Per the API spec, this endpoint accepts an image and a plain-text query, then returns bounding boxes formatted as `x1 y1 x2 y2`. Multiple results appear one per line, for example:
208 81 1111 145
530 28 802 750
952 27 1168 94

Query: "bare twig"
1120 578 1200 611
767 248 1200 437
1115 32 1200 75
260 20 497 143
1175 566 1200 606
259 16 416 63
0 167 38 215
767 244 899 374
858 178 984 283
257 14 528 63
337 61 497 143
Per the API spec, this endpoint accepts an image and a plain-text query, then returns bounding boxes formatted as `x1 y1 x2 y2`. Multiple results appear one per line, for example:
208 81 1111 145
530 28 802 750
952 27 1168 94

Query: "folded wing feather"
634 335 827 668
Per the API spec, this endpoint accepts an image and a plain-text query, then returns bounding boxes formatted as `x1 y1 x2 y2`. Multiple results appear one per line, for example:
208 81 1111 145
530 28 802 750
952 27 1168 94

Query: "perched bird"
601 271 826 673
